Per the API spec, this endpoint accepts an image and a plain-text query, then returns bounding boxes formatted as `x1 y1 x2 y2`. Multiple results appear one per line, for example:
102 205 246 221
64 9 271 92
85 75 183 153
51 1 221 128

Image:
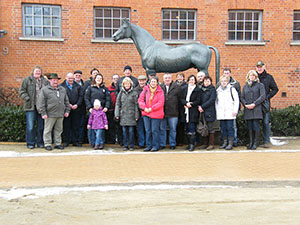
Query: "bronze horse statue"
113 19 220 82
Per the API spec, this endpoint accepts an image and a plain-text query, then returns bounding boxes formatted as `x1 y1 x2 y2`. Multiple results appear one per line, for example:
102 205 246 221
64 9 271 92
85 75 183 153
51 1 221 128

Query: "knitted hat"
123 65 132 72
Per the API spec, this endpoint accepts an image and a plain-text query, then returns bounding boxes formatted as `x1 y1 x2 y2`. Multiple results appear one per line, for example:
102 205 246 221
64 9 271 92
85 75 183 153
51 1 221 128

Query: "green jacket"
19 75 49 111
37 85 70 118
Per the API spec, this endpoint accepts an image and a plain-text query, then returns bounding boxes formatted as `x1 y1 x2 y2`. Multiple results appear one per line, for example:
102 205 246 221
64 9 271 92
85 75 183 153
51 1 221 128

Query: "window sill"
162 40 198 45
91 38 133 44
225 41 266 46
19 37 64 42
290 41 300 46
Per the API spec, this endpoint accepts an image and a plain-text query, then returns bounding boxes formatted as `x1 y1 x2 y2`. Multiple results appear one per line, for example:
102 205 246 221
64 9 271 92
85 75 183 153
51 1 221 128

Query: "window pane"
34 27 42 35
237 32 243 40
188 31 194 39
104 29 111 38
228 12 235 20
188 12 194 19
43 27 51 36
52 17 60 26
113 19 120 28
25 6 32 14
228 32 235 40
163 11 170 19
104 9 111 17
25 26 32 36
245 32 252 40
228 22 235 30
180 31 186 39
95 19 103 27
52 8 60 16
171 21 178 29
95 29 103 38
245 12 252 20
171 11 178 19
43 7 50 15
294 12 300 20
253 32 258 40
25 16 32 25
95 9 103 17
253 22 258 30
113 9 120 18
188 21 194 29
34 6 42 15
180 11 187 19
245 22 252 30
34 16 42 26
180 21 187 29
163 31 170 39
237 12 244 20
121 10 129 18
104 19 111 27
237 22 243 30
43 17 51 26
171 31 178 39
293 32 300 40
294 22 300 31
253 12 259 20
163 21 170 29
52 27 60 37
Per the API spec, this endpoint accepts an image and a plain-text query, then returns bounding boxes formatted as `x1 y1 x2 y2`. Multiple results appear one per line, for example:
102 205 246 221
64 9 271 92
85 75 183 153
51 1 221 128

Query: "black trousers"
63 109 80 144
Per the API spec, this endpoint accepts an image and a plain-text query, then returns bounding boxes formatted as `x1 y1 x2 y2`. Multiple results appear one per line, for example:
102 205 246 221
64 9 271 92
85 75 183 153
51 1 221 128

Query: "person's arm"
267 76 279 100
201 88 216 110
19 78 30 101
114 91 121 119
37 89 47 118
75 85 83 107
138 88 147 111
253 83 266 106
84 86 92 110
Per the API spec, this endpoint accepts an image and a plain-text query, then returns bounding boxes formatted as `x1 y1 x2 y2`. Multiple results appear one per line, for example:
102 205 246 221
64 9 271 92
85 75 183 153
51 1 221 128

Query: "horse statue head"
112 18 132 41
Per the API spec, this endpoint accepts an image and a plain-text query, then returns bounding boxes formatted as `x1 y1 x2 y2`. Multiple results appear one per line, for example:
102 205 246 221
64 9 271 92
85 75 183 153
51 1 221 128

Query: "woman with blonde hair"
115 77 139 150
241 70 266 150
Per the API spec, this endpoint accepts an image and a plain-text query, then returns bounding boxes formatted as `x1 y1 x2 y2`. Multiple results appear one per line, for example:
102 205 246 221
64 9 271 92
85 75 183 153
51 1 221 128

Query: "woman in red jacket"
138 76 165 152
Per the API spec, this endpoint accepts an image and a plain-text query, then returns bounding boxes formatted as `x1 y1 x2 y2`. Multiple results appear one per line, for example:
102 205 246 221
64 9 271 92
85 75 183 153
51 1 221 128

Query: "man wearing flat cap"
115 65 139 97
255 60 278 148
38 73 70 151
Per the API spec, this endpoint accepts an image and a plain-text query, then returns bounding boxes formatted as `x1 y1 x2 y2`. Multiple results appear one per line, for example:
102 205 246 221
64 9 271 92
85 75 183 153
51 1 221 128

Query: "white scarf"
185 84 196 123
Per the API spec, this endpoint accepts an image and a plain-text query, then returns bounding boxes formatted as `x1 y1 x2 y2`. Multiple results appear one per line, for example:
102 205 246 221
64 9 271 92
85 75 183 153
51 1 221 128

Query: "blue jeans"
160 117 178 147
94 129 105 145
143 116 161 150
247 119 260 131
220 120 234 138
137 117 145 147
262 112 271 143
185 122 196 134
25 107 44 147
122 126 135 148
233 119 238 144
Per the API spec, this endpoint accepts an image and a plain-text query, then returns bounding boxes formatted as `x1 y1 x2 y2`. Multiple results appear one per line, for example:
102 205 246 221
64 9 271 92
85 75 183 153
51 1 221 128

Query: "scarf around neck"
149 85 157 106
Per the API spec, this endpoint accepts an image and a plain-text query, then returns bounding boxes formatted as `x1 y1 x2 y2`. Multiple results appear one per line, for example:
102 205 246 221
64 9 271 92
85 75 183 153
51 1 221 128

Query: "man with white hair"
60 72 83 147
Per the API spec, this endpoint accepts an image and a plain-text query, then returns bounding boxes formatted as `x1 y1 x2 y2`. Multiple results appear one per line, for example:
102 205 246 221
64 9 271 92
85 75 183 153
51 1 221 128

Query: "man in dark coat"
115 65 138 97
60 72 83 147
256 61 279 148
159 73 182 149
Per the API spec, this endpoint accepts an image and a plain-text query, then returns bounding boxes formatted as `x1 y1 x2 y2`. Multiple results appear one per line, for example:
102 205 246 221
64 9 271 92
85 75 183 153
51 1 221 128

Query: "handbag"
262 99 270 114
196 113 209 137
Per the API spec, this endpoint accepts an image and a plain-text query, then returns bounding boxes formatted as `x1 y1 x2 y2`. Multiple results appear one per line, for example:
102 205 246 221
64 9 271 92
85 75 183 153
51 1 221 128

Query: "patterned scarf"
149 85 157 106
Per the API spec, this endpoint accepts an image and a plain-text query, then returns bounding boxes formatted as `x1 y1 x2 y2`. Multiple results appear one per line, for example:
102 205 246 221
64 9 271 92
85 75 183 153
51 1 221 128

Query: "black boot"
251 131 260 150
186 133 191 150
225 136 234 150
219 137 228 149
188 133 195 151
247 131 254 149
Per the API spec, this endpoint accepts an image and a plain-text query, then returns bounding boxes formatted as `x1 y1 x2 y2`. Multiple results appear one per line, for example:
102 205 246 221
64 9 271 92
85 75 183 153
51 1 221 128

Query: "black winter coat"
84 84 111 110
199 85 216 122
258 70 278 100
160 82 182 118
180 86 201 123
241 81 266 120
60 80 83 107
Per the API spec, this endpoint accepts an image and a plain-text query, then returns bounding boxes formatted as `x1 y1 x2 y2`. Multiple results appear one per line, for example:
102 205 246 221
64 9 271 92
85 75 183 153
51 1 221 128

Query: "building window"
22 4 61 37
94 7 130 39
293 11 300 40
162 9 196 41
228 10 262 41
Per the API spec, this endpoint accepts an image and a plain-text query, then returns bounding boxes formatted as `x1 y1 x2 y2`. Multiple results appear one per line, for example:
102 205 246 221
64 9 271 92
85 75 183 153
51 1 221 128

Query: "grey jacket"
115 87 139 126
241 81 266 120
37 85 70 118
19 75 49 111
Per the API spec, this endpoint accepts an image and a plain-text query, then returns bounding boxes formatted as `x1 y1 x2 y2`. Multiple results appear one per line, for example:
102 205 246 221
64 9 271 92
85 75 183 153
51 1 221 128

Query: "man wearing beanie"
115 65 138 97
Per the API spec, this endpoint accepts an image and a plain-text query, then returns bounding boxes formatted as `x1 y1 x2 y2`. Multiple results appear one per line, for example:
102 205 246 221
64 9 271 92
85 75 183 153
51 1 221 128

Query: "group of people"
19 61 278 151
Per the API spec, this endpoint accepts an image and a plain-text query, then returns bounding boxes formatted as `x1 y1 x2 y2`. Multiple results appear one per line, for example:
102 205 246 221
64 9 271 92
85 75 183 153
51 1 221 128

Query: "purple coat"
88 108 108 129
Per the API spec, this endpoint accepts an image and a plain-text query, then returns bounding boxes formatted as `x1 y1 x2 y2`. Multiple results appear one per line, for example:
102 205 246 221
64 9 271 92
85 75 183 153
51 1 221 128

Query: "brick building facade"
1 0 300 107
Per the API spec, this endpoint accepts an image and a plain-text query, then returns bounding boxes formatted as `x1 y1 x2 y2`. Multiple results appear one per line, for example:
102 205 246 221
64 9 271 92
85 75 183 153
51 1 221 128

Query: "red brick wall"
1 0 300 107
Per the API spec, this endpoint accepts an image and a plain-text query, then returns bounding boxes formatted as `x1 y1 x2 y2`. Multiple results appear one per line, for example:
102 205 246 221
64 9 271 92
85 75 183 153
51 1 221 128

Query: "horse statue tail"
208 46 220 83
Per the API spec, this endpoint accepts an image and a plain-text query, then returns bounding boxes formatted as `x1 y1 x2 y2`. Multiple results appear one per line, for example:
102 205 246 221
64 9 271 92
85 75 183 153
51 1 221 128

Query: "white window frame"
22 4 61 38
94 7 130 39
161 9 197 41
293 10 300 41
227 10 262 42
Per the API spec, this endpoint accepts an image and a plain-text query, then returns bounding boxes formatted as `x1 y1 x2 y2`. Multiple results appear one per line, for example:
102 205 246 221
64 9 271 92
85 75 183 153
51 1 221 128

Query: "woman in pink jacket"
138 76 165 152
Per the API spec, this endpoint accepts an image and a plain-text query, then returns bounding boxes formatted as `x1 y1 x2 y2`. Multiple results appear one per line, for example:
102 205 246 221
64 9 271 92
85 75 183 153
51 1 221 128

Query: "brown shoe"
206 145 214 150
263 143 271 148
